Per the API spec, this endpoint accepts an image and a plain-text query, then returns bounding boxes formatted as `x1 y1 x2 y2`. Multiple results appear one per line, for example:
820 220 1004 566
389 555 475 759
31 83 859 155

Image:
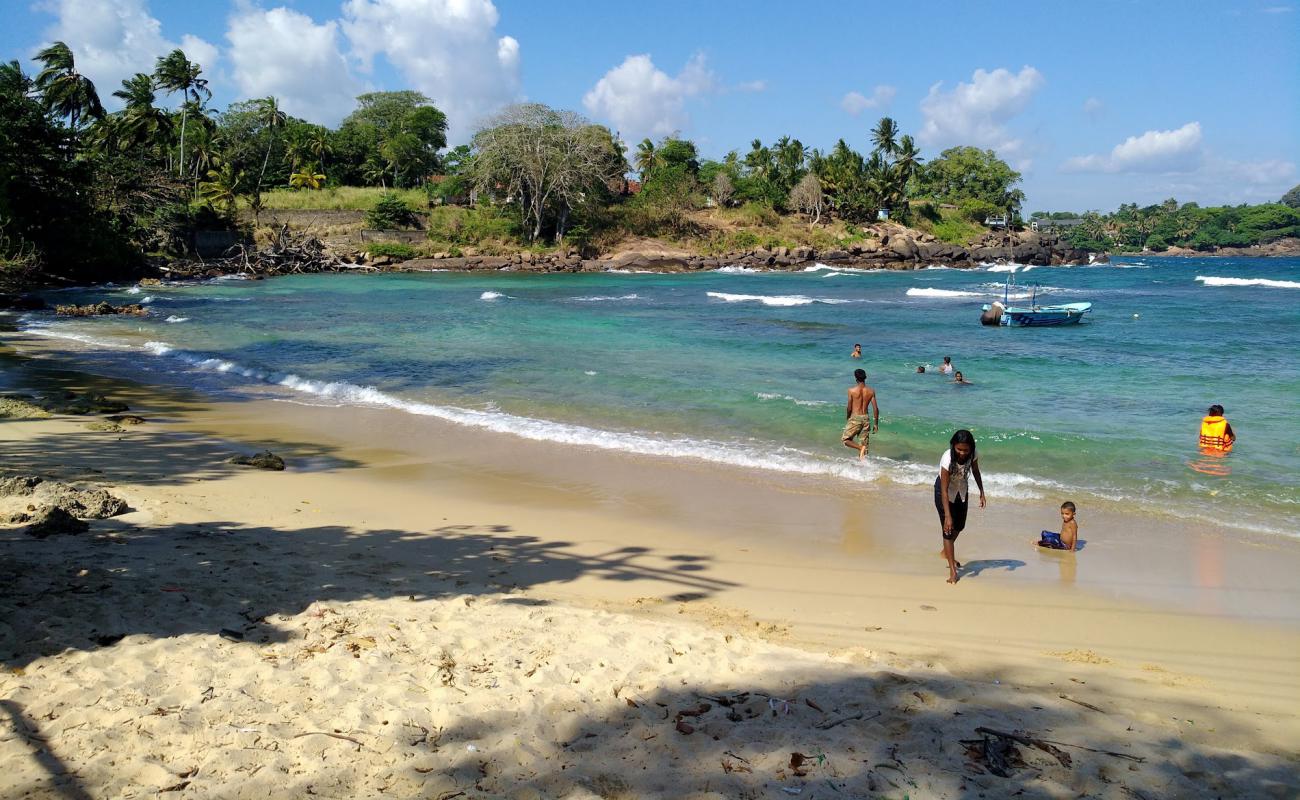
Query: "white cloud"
919 66 1044 163
1062 122 1203 173
840 85 896 116
1262 5 1293 12
37 0 218 107
1082 96 1103 116
179 34 219 75
341 0 522 142
226 6 364 126
582 53 716 143
735 79 767 93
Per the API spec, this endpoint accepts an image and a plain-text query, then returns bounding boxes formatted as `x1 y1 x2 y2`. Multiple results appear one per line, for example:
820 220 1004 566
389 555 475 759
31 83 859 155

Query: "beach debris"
106 414 146 425
83 420 125 433
1060 694 1105 713
816 710 879 730
219 628 245 642
24 506 89 538
227 450 286 471
55 301 148 317
292 731 366 749
674 720 695 735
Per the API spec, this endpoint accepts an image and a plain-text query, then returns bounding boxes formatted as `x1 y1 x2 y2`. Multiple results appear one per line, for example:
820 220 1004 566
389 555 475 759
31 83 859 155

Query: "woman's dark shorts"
934 477 969 541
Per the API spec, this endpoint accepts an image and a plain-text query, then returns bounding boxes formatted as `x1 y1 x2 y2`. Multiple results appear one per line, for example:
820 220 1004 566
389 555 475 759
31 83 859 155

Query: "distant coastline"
1113 236 1300 259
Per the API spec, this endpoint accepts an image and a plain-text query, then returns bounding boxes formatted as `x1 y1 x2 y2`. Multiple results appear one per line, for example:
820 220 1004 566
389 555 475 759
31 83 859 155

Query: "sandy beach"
2 328 1299 799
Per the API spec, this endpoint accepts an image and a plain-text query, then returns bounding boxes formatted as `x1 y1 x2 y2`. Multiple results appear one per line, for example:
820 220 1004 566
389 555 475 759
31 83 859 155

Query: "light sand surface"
2 332 1299 799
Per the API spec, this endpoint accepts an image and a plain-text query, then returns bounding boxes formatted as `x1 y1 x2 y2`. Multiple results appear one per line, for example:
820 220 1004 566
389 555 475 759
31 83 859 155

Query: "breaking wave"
1195 276 1300 289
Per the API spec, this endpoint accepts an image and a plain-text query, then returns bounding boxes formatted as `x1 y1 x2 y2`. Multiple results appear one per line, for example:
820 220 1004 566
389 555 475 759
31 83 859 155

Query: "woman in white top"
934 429 986 584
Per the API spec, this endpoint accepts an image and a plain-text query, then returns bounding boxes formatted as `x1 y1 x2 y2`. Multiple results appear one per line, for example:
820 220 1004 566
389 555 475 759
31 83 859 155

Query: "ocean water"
21 256 1300 536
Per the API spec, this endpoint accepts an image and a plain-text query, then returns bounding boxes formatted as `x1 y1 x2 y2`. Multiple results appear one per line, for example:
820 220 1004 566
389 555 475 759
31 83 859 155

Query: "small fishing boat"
980 281 1092 327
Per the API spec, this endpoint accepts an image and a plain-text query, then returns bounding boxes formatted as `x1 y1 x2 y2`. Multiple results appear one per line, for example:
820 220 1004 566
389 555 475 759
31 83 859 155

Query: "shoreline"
3 329 1299 797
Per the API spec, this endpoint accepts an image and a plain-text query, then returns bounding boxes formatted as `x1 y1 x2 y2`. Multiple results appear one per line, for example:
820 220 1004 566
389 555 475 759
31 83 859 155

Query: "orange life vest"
1199 416 1233 452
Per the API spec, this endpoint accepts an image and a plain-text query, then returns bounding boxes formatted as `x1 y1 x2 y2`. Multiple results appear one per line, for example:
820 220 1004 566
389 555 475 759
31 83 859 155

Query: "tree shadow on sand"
0 519 738 670
1 522 1295 799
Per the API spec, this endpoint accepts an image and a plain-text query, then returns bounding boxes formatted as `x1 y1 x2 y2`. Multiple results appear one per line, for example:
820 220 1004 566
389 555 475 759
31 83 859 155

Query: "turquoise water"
25 256 1300 535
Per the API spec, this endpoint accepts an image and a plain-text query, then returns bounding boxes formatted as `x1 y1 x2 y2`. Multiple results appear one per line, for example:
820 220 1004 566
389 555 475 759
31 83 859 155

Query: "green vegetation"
1281 184 1300 209
365 192 420 230
912 204 987 244
1032 200 1300 252
364 241 419 259
1 39 1050 289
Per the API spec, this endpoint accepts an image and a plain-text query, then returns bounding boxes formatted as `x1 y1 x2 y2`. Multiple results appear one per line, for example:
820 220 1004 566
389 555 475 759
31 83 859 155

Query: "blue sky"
5 0 1297 211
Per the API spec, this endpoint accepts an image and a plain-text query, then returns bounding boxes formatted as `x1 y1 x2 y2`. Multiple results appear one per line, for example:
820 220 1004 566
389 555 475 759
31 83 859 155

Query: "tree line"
2 41 1032 285
1036 193 1300 252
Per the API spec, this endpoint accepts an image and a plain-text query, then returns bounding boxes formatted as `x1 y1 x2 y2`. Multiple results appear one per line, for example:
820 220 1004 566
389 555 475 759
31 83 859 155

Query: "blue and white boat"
981 281 1092 327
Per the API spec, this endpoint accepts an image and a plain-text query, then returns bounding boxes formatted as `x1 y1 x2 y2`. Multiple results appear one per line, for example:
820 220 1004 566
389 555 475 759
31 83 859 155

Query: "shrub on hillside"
366 193 421 230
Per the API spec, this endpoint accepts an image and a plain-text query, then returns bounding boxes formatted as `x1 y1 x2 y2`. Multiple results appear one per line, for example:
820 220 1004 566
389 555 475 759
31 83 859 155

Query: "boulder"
55 302 147 317
83 421 124 432
0 475 43 497
0 395 51 419
888 237 920 260
228 450 286 471
45 485 129 519
24 506 89 538
50 392 129 415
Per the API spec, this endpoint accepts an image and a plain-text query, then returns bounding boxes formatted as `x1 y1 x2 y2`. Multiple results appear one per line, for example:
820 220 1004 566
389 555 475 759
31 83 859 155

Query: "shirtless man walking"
842 368 880 460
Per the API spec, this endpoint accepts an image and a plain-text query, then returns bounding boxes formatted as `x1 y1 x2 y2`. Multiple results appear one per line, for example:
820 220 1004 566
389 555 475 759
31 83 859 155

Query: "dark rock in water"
106 414 147 425
51 392 129 415
228 450 286 471
0 475 44 496
0 294 47 310
24 506 89 538
55 301 148 317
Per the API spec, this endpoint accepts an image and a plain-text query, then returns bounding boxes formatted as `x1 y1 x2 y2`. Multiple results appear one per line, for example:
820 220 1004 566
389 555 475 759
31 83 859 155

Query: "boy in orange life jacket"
1199 404 1236 452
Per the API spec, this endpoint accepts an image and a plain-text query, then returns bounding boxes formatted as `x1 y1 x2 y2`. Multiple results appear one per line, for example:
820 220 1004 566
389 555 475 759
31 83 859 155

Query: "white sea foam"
606 268 656 274
584 370 598 376
479 291 505 300
125 286 142 294
715 265 763 273
802 263 886 274
130 338 1053 498
905 287 986 298
570 294 640 302
820 272 847 278
707 291 855 306
1195 276 1300 289
164 315 189 323
984 263 1021 273
140 296 155 304
21 321 132 349
754 392 830 408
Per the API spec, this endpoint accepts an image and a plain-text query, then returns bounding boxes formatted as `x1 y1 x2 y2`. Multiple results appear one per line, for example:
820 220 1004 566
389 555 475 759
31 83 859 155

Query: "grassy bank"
241 187 429 212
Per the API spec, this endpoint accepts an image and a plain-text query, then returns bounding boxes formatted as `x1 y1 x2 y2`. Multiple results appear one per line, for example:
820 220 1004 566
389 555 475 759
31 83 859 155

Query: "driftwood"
963 726 1145 777
224 225 363 276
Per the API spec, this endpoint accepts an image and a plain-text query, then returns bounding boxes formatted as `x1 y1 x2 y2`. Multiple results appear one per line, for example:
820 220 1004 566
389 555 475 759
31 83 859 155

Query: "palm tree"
634 138 658 181
199 163 243 217
153 49 210 178
893 135 923 186
253 95 288 201
110 73 172 154
307 127 333 171
870 117 899 157
290 165 327 190
33 42 104 135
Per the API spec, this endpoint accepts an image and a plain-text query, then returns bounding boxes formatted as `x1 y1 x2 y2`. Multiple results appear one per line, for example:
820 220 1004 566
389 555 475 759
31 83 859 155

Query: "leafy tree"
917 146 1024 216
711 172 735 208
472 103 626 242
1282 184 1300 209
789 173 824 223
34 41 103 136
253 96 287 205
199 163 244 217
337 91 447 188
366 192 420 229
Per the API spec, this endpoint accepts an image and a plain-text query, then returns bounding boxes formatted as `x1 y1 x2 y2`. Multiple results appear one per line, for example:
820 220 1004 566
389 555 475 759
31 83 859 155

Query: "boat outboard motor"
980 301 1005 326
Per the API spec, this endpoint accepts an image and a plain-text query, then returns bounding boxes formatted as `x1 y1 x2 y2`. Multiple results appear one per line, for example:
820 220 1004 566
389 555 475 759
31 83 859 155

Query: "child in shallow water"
1038 501 1078 551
